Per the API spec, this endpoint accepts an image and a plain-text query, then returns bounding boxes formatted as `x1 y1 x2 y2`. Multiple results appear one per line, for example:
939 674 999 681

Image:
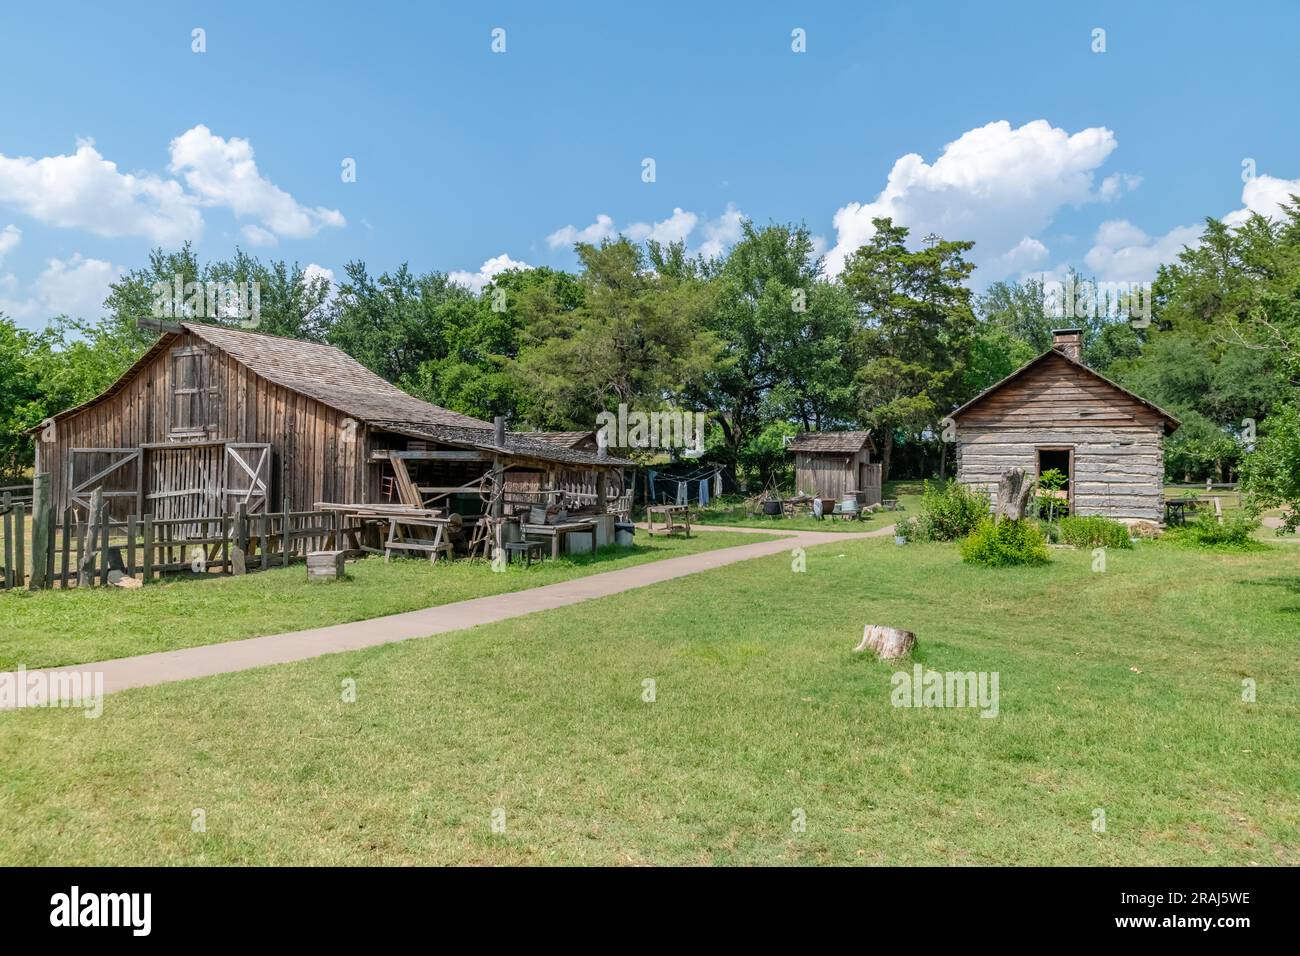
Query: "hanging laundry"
676 481 687 506
699 478 710 507
714 469 723 497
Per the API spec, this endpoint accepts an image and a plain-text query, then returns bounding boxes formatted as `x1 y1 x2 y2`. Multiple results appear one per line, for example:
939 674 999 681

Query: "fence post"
142 514 154 581
127 514 137 579
282 495 291 566
14 502 24 587
61 507 72 588
78 489 102 588
98 502 110 587
261 511 270 571
29 474 50 590
2 494 11 590
232 502 247 575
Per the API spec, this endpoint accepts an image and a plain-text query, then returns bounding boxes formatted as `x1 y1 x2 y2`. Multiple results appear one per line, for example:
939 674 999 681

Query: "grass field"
1 533 1295 865
690 489 921 533
0 531 773 670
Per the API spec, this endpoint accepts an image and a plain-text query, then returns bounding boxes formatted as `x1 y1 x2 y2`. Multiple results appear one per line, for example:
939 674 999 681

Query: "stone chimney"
1052 328 1083 364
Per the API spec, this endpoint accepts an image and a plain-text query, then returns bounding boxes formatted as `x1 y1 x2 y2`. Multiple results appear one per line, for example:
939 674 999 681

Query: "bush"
903 479 989 542
960 518 1051 567
1167 510 1262 550
1058 515 1133 550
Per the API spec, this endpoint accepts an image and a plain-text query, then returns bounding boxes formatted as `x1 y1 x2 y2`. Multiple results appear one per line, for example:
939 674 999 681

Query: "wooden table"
520 520 597 558
645 504 691 537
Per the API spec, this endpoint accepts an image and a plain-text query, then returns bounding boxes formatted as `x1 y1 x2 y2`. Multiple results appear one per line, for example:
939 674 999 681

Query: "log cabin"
787 431 882 504
948 329 1180 524
31 322 633 526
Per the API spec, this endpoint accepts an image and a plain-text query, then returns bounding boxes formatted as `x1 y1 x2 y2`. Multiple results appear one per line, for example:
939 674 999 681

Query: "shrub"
1167 510 1262 550
1034 468 1070 521
1058 515 1133 550
906 479 989 542
960 518 1051 567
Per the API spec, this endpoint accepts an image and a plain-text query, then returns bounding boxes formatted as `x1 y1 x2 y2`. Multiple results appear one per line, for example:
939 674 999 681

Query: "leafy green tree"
692 222 857 486
511 238 721 431
842 217 976 481
1241 402 1300 532
325 262 473 385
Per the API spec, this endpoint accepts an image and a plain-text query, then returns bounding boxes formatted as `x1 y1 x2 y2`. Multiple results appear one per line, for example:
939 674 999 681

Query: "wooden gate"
145 441 226 536
66 448 142 521
224 443 271 514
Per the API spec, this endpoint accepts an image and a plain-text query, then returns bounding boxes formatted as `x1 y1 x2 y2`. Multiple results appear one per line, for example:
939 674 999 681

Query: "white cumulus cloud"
448 253 532 294
0 139 200 244
1079 172 1300 284
546 213 616 249
0 224 19 264
825 119 1120 279
169 125 345 243
0 253 122 321
696 202 746 260
625 207 698 246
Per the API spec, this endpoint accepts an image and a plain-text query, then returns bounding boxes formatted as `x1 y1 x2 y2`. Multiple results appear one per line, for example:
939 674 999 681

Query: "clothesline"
644 466 724 507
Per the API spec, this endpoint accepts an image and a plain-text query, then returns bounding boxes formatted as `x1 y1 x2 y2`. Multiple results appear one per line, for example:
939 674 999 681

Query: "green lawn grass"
691 493 918 533
1 534 1295 865
0 531 773 670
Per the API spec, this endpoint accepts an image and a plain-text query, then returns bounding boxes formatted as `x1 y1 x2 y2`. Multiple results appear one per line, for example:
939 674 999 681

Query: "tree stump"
996 467 1033 521
854 625 917 660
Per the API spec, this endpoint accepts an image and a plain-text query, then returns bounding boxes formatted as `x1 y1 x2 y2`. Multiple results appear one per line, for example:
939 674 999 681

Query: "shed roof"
508 430 595 448
374 421 635 468
787 430 876 454
947 345 1181 435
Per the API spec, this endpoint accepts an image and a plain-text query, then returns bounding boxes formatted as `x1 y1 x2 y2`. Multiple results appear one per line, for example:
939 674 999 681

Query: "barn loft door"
171 345 218 439
67 448 142 520
224 443 271 514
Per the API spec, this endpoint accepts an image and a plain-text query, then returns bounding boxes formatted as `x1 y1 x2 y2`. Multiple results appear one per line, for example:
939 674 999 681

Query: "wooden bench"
645 504 691 537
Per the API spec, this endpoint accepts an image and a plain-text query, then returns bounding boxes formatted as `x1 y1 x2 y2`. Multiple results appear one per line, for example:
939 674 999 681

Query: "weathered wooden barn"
948 329 1180 524
33 322 631 525
787 431 882 503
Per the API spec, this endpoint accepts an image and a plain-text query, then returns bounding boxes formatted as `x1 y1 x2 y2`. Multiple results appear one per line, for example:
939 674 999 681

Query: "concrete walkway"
2 523 895 704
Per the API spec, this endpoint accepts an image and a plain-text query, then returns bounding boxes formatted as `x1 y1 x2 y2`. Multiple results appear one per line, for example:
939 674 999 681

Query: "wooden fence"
1 477 343 592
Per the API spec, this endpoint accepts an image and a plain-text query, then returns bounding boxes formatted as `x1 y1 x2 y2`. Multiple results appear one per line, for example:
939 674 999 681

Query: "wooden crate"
306 550 346 581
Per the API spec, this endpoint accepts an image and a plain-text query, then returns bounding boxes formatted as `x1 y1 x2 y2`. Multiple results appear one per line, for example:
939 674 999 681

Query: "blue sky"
1 0 1297 327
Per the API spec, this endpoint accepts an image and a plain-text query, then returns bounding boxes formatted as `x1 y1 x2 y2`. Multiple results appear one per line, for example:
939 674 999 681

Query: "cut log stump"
996 466 1033 522
854 624 916 660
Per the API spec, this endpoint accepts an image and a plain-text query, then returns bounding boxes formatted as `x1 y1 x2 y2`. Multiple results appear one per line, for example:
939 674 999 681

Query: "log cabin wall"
954 352 1167 523
39 331 369 517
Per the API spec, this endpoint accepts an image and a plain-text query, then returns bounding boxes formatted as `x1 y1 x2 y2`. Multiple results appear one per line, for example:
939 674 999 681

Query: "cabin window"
171 347 217 436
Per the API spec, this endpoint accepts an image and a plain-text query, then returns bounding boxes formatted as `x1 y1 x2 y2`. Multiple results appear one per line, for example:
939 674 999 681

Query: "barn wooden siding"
953 352 1167 523
38 332 368 517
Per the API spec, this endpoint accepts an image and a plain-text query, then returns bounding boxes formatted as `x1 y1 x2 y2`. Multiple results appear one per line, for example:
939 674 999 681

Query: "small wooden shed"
948 329 1180 524
787 431 881 503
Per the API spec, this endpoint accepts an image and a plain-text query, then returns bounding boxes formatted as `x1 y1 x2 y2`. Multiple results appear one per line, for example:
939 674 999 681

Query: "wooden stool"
503 540 544 567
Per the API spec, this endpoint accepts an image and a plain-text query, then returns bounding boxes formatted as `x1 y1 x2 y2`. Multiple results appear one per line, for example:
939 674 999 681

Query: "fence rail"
1 483 346 592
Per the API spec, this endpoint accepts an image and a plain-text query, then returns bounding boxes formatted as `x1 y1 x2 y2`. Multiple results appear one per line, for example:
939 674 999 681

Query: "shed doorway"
1036 446 1073 516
